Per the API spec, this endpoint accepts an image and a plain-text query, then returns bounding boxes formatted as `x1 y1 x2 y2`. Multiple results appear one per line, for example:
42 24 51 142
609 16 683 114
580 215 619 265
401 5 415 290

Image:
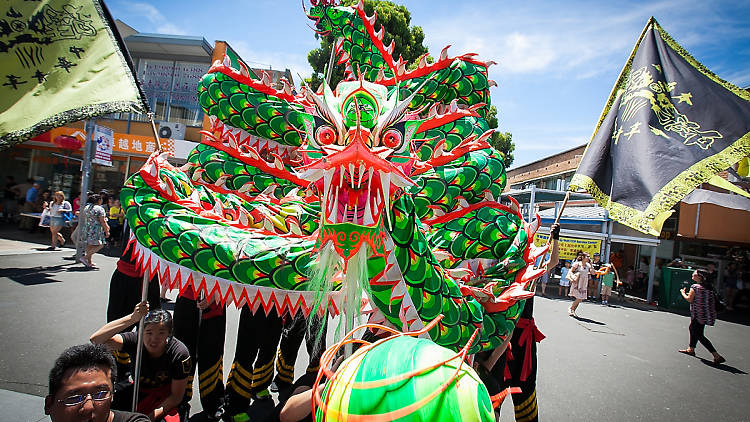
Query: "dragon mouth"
319 164 390 226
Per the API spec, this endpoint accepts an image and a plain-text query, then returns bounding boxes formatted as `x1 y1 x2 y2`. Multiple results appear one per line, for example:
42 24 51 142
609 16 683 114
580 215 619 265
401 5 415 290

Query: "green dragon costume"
121 0 548 357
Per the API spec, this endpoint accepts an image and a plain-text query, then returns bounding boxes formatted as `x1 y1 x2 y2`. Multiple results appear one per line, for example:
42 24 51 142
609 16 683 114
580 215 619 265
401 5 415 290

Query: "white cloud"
720 69 750 88
125 2 188 35
419 0 748 81
226 40 314 89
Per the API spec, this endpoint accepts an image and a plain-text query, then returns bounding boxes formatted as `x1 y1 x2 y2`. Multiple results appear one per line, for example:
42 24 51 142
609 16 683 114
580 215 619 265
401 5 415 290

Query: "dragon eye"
381 129 403 149
315 126 336 145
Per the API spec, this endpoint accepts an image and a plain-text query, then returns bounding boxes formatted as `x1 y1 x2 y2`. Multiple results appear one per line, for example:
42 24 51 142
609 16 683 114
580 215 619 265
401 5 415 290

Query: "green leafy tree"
307 0 429 89
486 105 514 167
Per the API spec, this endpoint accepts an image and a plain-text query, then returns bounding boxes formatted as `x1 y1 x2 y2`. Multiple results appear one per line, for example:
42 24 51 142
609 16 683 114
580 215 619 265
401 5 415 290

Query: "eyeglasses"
56 390 111 406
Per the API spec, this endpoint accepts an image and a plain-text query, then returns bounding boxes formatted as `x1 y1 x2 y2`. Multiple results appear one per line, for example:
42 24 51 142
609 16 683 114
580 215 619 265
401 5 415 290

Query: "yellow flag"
0 0 149 149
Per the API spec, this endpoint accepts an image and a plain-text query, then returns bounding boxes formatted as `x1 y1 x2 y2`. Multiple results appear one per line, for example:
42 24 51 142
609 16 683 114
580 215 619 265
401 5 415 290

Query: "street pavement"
1 229 749 421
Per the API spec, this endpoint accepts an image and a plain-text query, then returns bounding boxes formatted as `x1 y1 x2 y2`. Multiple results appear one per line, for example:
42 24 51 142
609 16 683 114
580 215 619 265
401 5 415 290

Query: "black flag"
570 17 750 236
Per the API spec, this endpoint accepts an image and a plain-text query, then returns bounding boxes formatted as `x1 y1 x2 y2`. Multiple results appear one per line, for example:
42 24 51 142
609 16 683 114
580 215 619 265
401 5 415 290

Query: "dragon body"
122 0 546 355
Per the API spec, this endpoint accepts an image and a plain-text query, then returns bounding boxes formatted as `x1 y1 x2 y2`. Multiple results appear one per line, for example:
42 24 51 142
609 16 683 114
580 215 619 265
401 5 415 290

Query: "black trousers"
689 318 716 353
172 296 227 413
225 307 283 414
106 270 160 382
485 298 539 422
274 311 327 389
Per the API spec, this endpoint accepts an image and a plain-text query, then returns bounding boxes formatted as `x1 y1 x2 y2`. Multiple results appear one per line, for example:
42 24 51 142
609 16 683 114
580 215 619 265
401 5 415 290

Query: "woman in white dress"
568 253 595 316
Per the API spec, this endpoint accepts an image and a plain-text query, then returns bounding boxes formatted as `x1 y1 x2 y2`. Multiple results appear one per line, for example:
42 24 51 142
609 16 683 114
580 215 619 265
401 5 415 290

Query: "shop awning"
681 189 750 211
537 205 607 225
501 188 591 204
678 189 750 244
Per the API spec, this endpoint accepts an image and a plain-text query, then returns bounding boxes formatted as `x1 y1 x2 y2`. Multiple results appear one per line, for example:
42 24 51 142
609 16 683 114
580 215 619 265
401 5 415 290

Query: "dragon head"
304 0 351 36
298 78 424 261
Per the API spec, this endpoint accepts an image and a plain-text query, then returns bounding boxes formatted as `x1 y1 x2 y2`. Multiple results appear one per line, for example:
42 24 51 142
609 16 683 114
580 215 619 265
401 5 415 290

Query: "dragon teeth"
379 171 391 229
331 185 339 224
363 167 374 225
357 163 365 189
348 163 355 189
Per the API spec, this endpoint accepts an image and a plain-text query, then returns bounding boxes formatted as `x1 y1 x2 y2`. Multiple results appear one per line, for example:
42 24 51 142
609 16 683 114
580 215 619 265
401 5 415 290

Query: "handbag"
61 210 74 222
38 209 51 227
566 266 581 284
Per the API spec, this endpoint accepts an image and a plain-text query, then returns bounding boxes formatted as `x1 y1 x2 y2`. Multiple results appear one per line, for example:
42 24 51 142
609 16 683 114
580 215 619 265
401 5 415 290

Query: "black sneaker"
206 405 225 422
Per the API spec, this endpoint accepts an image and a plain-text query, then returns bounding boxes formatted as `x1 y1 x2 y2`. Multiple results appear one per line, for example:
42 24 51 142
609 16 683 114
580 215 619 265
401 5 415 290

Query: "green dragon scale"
121 0 547 354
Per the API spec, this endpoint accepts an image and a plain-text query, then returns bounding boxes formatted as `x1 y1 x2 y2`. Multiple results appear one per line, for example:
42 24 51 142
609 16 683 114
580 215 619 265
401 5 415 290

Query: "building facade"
0 20 292 200
505 141 750 304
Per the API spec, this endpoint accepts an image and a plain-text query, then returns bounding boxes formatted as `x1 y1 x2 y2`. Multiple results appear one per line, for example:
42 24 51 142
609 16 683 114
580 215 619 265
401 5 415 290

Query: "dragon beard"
308 240 371 343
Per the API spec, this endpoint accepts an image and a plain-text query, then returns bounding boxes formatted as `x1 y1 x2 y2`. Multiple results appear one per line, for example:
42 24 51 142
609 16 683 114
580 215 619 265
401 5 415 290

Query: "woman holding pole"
91 303 191 421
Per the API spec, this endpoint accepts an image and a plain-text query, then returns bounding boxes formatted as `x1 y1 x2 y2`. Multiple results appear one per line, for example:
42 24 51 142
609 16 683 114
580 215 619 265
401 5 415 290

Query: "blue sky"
108 0 750 168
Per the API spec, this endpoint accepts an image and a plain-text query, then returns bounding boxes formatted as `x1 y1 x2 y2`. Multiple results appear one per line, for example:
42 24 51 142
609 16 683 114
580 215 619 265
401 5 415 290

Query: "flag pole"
551 191 571 228
147 113 162 152
76 119 96 263
325 44 336 86
131 271 151 412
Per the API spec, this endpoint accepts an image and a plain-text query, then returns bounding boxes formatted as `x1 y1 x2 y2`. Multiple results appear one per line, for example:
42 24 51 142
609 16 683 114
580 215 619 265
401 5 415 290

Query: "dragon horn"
377 73 435 133
298 73 345 139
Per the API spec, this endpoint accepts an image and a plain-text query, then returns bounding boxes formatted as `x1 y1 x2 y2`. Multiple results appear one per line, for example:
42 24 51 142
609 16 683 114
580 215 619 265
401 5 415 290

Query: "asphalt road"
1 236 749 421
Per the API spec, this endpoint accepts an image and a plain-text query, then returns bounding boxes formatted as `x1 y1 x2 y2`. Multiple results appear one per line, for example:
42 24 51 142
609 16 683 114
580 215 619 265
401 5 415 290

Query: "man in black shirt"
590 253 603 301
45 343 149 422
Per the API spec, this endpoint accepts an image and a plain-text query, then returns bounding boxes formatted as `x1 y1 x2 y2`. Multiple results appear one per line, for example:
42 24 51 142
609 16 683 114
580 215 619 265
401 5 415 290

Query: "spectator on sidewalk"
569 252 595 317
679 270 726 365
45 343 149 422
3 175 20 223
559 260 571 297
723 262 739 311
600 264 617 306
590 252 603 301
46 191 72 251
107 198 125 247
81 194 109 269
91 304 191 421
19 182 41 230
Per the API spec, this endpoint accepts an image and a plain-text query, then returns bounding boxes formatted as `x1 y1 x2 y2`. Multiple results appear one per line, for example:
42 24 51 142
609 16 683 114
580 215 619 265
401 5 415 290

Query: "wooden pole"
325 44 336 86
131 271 150 412
148 113 162 152
551 191 571 228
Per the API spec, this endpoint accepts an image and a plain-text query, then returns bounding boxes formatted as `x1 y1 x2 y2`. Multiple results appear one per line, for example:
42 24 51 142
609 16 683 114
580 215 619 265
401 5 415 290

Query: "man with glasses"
45 343 149 422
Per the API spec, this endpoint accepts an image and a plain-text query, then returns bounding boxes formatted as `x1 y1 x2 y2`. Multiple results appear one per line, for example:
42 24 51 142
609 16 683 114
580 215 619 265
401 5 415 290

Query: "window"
112 59 210 127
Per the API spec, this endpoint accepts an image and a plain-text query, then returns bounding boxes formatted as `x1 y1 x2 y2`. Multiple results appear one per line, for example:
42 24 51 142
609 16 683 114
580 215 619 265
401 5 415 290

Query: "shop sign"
46 127 174 157
533 233 602 260
92 124 114 166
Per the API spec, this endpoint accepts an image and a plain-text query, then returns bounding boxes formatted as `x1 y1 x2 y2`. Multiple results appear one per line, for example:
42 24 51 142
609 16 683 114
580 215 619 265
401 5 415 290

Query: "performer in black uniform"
480 223 559 422
173 287 227 421
224 307 283 421
106 224 161 391
272 310 326 395
503 222 559 422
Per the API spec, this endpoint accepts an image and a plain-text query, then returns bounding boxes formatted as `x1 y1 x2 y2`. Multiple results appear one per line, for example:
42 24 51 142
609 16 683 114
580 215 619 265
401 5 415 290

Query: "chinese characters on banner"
91 124 113 166
138 59 174 91
533 233 602 260
172 62 209 92
47 127 174 157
